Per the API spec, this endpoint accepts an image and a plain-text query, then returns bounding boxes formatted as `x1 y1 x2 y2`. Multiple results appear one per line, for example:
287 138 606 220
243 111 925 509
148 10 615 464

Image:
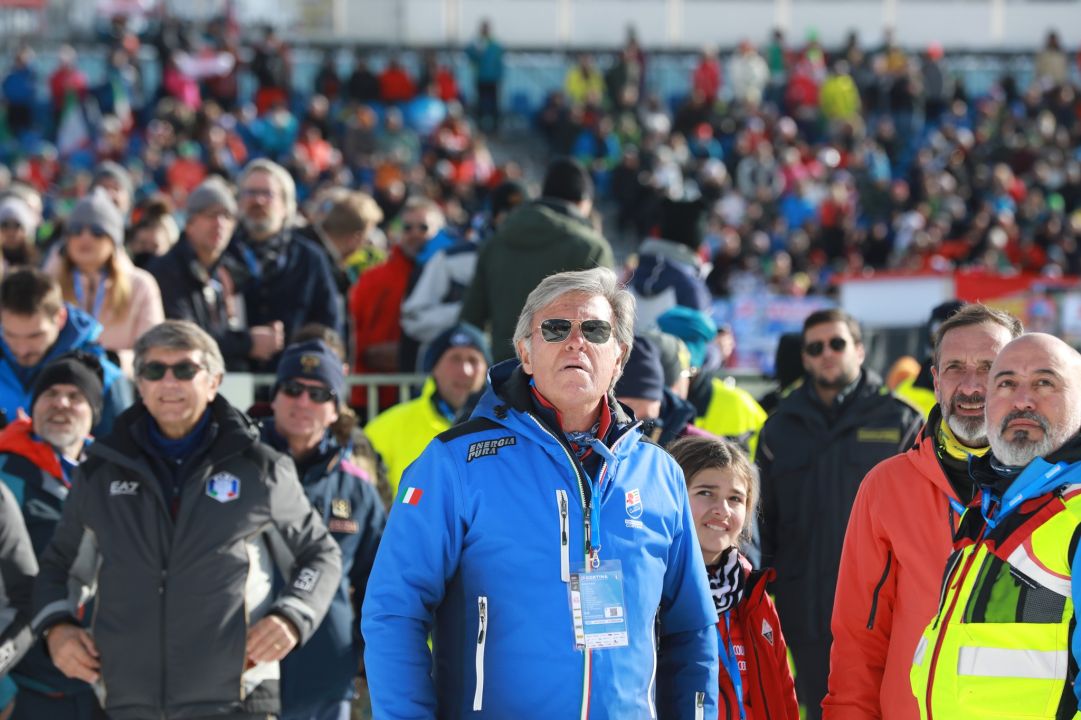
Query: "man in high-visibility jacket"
911 333 1081 719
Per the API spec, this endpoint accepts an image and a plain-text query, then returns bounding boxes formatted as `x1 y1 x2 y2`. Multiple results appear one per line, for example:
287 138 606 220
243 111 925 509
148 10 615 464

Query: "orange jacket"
823 409 965 720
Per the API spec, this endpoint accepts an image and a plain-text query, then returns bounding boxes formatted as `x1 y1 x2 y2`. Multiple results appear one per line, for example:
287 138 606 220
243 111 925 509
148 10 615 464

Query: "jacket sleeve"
362 440 464 720
0 482 37 677
765 594 801 719
309 252 345 341
459 248 488 331
400 251 457 344
756 425 778 569
822 469 894 719
31 470 98 634
348 480 387 631
95 368 133 438
656 470 720 719
265 455 343 645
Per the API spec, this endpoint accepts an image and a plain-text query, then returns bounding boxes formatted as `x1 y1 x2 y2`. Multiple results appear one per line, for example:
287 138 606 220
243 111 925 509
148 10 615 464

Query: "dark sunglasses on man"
137 360 204 382
279 380 336 404
803 337 848 357
402 223 430 234
539 319 613 344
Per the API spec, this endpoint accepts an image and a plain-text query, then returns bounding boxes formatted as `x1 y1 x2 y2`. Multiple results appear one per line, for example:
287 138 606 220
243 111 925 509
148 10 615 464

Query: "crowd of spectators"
0 17 1075 389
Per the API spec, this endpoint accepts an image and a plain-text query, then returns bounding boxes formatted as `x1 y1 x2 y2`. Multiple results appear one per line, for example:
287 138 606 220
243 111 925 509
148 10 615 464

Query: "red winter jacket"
717 566 800 720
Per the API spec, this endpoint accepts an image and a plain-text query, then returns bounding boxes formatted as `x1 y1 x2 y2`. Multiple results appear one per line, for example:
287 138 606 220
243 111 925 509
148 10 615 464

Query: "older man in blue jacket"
363 267 718 719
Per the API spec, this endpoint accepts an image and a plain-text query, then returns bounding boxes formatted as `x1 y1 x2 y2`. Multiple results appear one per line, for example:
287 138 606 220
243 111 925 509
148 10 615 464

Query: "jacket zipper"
557 489 570 582
866 550 893 629
648 612 658 718
473 596 488 711
924 541 983 720
695 691 705 720
160 568 167 719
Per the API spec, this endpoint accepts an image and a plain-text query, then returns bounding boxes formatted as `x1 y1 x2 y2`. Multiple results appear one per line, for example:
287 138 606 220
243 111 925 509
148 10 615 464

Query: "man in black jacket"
222 160 343 372
756 309 921 720
149 177 284 372
33 320 341 720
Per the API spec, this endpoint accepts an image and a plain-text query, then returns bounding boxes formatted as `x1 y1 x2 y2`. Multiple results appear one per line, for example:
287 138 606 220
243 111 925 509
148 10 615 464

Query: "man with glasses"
261 339 385 720
150 177 284 372
825 304 1022 720
364 267 719 718
33 320 342 720
0 269 132 436
223 159 343 372
756 308 922 720
349 197 445 412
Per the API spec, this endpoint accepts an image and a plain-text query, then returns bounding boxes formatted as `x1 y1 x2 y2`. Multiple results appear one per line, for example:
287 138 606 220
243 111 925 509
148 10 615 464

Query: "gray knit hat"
187 177 238 217
92 161 134 207
67 189 125 247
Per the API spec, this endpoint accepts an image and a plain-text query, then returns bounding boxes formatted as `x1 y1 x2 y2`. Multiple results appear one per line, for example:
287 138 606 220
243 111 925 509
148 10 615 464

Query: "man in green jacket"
460 157 614 361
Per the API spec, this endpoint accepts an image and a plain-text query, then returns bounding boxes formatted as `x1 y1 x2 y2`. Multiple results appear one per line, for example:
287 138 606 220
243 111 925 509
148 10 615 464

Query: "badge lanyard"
717 614 746 720
72 269 108 320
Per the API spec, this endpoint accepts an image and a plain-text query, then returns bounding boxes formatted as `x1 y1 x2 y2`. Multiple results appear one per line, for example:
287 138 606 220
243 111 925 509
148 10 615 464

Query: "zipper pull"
477 597 487 644
560 493 568 546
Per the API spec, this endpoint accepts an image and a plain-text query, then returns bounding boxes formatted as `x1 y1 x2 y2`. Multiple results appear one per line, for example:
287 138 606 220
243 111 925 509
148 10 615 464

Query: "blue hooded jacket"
0 304 132 437
362 360 718 719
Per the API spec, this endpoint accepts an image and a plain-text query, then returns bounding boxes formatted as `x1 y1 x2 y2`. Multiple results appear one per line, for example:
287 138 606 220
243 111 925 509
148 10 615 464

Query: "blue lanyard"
72 269 108 320
717 614 746 720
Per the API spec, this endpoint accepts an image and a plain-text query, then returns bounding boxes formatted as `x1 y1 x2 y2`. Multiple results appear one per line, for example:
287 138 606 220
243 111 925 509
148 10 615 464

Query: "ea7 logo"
0 638 15 673
293 567 320 593
109 480 139 496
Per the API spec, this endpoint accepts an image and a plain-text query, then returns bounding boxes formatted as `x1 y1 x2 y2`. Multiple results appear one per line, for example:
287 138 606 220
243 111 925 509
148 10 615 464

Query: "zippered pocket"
694 690 705 720
866 550 893 629
473 596 488 711
556 489 570 582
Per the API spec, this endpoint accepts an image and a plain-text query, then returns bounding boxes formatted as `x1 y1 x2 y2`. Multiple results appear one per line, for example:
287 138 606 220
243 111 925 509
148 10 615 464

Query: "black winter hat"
541 157 593 204
615 335 666 402
659 196 706 249
490 180 528 220
31 351 105 426
424 323 492 374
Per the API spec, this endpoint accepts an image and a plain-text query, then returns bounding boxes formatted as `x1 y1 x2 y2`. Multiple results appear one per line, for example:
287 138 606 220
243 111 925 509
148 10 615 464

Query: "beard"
38 421 85 456
813 366 859 391
989 410 1058 467
242 213 280 238
945 391 987 446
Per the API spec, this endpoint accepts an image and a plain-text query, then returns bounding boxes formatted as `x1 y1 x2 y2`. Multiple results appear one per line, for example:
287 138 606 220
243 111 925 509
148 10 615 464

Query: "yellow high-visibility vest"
911 485 1081 720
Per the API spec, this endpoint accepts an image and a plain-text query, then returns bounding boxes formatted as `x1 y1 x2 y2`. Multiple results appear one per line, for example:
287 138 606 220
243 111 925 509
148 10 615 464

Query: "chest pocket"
962 555 1067 624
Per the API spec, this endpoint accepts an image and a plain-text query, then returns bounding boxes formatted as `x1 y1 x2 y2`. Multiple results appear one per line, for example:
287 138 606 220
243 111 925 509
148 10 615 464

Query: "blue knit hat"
275 340 345 402
614 335 665 401
424 323 492 373
657 306 718 369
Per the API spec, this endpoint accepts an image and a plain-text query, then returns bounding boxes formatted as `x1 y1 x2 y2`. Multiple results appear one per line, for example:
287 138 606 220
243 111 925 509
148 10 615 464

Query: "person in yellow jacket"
657 307 767 457
819 61 861 122
365 323 490 497
911 333 1081 719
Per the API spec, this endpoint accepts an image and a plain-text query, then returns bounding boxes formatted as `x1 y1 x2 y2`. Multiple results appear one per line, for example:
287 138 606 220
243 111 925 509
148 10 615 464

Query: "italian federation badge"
207 472 241 503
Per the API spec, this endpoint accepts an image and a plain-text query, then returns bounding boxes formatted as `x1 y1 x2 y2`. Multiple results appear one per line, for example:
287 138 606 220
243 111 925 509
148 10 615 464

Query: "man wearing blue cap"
657 306 767 455
365 323 490 498
262 340 386 720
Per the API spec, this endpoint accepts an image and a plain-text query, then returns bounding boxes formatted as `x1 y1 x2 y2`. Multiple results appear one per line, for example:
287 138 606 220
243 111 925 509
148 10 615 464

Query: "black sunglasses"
280 380 336 404
402 223 429 233
137 360 204 381
0 221 22 231
539 318 613 344
804 337 848 357
68 222 112 240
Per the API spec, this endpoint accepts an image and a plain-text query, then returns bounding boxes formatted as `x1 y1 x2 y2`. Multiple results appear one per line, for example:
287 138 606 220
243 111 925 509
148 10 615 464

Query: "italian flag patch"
397 486 423 505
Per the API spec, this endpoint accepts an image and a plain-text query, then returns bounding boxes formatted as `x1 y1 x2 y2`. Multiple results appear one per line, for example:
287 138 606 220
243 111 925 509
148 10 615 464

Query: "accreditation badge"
568 559 629 650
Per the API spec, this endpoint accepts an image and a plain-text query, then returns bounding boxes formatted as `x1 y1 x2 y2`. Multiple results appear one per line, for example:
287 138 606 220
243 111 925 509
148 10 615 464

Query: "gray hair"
513 267 636 372
134 320 225 379
239 159 297 224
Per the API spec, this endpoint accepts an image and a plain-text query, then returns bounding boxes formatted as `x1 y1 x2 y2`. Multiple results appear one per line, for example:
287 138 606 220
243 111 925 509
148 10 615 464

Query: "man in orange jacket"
823 304 1022 719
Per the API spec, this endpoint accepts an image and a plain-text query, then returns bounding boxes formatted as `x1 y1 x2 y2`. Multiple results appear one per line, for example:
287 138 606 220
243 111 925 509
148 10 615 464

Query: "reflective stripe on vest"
957 647 1067 679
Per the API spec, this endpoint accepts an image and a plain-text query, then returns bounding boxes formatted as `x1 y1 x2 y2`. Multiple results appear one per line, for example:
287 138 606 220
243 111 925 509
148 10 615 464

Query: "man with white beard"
826 304 1022 720
0 353 104 720
910 333 1081 719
